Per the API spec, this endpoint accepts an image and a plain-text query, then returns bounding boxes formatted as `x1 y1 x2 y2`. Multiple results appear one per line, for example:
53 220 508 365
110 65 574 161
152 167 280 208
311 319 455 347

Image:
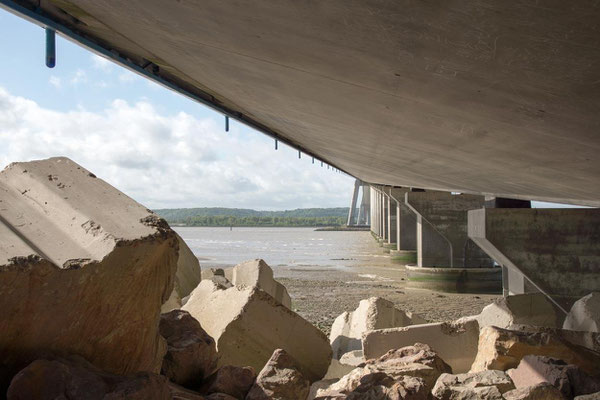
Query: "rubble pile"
1 157 599 399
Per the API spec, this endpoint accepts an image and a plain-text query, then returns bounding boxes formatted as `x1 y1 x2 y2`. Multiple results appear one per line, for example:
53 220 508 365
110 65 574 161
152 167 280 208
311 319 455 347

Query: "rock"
505 325 600 354
477 293 558 329
231 259 291 308
318 343 450 397
339 350 365 368
307 379 339 400
329 297 425 360
6 356 177 400
563 292 600 332
502 383 564 400
205 394 237 400
0 157 178 391
431 370 514 400
159 310 218 388
576 393 600 400
363 318 479 373
182 281 331 382
162 234 202 313
200 365 256 399
470 326 600 376
246 349 310 400
169 384 207 399
507 355 600 398
314 372 428 400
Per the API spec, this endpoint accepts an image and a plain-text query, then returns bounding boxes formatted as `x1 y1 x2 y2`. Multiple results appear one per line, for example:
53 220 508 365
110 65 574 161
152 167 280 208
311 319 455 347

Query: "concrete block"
231 259 291 309
477 293 558 329
564 292 600 332
362 318 480 373
470 326 600 376
182 281 331 382
0 157 178 391
329 297 422 359
162 234 201 313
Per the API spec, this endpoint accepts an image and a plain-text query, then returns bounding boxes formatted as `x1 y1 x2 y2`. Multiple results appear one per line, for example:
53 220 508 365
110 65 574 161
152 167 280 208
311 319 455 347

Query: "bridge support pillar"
405 191 499 293
468 208 600 313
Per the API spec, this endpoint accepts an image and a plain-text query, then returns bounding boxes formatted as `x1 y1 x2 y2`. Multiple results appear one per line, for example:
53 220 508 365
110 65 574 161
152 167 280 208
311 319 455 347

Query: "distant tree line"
154 207 349 227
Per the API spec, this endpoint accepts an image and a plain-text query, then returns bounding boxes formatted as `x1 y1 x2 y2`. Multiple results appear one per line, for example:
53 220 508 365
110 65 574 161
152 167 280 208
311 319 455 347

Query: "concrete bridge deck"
2 0 599 206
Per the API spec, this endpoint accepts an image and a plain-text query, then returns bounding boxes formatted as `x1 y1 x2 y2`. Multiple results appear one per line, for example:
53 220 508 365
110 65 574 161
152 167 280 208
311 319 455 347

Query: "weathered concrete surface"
231 259 291 309
468 208 600 312
406 192 493 268
508 355 600 398
316 343 449 397
182 280 331 382
363 318 480 373
0 157 177 390
564 292 600 332
470 326 600 376
162 234 201 313
477 293 558 329
159 310 218 388
431 370 515 399
503 383 564 400
16 1 600 206
388 187 417 252
246 349 310 400
406 265 502 293
329 297 424 359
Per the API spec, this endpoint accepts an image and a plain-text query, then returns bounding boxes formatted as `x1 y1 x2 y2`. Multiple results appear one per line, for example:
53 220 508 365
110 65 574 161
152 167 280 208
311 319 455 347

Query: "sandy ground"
272 234 500 335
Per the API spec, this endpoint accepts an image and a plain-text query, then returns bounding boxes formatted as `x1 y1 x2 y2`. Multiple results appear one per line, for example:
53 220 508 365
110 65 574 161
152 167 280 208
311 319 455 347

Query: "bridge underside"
4 0 600 206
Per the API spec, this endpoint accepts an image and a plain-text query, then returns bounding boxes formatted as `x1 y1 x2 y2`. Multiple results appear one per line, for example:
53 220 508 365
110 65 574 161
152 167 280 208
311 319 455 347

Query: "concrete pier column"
347 179 360 226
468 208 600 312
406 191 493 268
388 188 417 251
387 193 397 245
381 190 388 241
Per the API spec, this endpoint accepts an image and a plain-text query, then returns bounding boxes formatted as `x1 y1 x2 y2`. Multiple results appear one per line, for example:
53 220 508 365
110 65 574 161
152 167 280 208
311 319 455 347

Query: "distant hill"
154 207 349 227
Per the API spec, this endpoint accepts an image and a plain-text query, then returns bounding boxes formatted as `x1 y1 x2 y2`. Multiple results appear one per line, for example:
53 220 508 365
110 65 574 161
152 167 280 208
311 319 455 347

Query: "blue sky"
0 9 355 210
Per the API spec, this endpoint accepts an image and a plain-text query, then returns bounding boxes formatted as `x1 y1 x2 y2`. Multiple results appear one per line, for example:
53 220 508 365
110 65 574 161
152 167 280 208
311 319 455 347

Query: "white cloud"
70 69 87 85
49 76 61 88
90 54 113 72
118 70 139 83
0 87 354 209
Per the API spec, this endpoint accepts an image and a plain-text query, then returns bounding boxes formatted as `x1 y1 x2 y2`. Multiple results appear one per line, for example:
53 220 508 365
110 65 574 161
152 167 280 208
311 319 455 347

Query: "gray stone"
563 292 600 333
502 383 564 400
431 370 514 400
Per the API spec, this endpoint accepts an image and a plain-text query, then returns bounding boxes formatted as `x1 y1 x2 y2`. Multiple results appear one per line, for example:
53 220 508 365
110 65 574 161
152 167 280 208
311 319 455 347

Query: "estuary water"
173 226 373 269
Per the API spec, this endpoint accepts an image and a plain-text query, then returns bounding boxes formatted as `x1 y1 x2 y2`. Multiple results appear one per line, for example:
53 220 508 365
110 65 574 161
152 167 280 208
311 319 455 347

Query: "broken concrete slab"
477 293 558 329
506 325 600 354
563 292 600 333
508 355 600 398
470 326 600 376
162 234 202 313
159 309 218 389
502 383 564 400
362 318 480 373
431 370 514 400
231 259 291 309
182 281 331 382
0 157 178 391
246 349 310 400
329 297 424 359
